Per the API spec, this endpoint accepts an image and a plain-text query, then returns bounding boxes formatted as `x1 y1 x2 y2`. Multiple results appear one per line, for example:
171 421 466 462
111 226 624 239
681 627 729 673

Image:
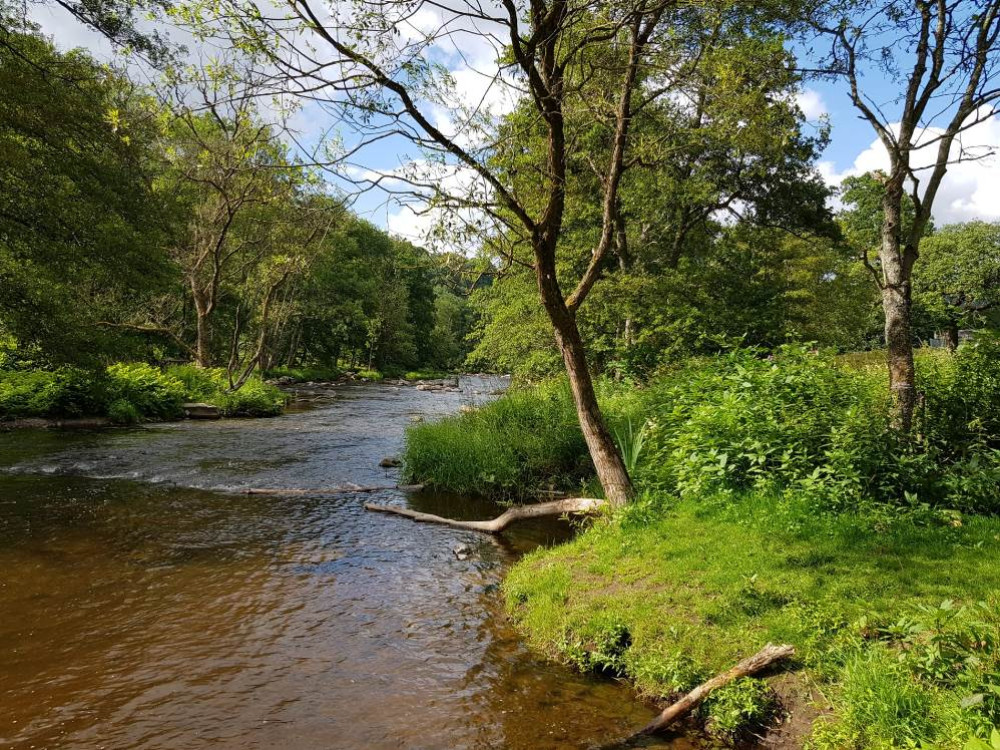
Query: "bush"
107 398 140 425
166 365 284 416
0 367 104 418
106 362 185 420
1 361 285 421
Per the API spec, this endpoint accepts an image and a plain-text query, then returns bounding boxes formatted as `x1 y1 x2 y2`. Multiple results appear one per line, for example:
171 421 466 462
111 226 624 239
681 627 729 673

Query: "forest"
3 0 1000 749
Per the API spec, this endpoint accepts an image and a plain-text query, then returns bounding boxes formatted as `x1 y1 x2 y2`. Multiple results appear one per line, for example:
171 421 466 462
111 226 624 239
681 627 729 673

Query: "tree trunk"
557 323 633 507
944 320 959 352
536 254 633 507
879 185 917 433
195 309 211 368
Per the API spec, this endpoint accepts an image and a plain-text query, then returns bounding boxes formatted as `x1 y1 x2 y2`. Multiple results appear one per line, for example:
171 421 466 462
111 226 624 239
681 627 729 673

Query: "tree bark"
195 307 211 368
536 247 634 508
944 320 959 352
636 643 795 737
879 184 917 433
364 497 605 534
556 318 634 508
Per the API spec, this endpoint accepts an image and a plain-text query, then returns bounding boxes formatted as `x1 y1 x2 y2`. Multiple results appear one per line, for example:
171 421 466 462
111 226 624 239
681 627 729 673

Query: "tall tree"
809 0 1000 430
192 0 816 506
0 21 172 364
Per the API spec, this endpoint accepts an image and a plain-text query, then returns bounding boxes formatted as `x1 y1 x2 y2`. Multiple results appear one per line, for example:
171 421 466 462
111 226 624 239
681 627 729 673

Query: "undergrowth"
1 363 285 423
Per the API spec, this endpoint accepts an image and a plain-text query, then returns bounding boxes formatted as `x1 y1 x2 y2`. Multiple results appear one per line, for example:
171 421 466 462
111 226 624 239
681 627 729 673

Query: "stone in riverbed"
183 402 221 420
453 543 472 561
379 456 402 468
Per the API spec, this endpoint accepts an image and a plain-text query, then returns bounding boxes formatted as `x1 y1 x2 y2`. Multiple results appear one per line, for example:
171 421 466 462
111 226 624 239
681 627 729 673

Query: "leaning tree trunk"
537 261 633 508
879 188 917 433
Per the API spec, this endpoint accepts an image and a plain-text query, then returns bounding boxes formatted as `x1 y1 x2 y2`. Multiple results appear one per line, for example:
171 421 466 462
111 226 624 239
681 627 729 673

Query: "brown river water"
0 378 693 750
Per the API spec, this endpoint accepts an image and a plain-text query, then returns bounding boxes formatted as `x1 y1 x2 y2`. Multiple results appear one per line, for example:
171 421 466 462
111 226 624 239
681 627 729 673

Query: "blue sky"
28 2 1000 242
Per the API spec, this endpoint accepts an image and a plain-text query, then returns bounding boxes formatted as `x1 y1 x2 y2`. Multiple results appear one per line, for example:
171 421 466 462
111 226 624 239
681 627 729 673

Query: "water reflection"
0 379 686 749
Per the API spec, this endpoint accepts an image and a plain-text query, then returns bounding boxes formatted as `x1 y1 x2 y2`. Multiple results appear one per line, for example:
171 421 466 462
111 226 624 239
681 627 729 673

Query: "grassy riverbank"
403 341 1000 747
0 363 285 423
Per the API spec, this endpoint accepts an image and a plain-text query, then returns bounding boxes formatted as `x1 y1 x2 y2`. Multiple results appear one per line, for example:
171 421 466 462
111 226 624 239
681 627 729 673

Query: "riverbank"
0 363 285 425
506 494 1000 748
402 342 1000 747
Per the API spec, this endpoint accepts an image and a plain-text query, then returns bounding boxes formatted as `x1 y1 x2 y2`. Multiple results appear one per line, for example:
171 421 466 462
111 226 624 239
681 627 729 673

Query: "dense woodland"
3 1 999 421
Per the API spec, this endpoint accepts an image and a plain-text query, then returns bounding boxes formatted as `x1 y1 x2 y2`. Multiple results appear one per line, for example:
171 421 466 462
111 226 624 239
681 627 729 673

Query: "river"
0 377 689 749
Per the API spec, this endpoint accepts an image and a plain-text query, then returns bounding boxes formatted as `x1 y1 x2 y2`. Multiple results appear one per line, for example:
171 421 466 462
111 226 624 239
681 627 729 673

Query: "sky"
26 1 1000 243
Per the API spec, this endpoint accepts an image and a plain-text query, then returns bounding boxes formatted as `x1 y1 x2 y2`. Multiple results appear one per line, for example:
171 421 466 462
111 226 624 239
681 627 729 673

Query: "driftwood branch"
636 643 795 737
243 484 424 496
363 497 605 534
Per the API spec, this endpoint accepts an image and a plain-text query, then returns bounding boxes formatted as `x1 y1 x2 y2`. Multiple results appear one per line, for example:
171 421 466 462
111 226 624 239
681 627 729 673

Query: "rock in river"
379 456 402 468
183 403 221 420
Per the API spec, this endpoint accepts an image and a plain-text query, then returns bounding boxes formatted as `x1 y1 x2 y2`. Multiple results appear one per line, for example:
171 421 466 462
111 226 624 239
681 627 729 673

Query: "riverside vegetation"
404 341 1000 748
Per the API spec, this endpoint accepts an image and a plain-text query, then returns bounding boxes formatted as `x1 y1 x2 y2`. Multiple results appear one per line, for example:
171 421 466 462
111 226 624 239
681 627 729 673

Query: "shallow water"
0 378 691 749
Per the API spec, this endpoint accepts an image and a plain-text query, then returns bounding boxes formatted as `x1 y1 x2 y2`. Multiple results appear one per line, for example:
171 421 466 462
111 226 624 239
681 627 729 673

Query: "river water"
0 378 688 750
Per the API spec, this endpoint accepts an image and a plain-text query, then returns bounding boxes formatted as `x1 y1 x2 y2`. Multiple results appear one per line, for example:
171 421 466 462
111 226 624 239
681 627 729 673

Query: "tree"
0 21 173 364
808 0 1000 430
915 221 1000 348
197 0 722 505
6 0 177 66
155 69 302 367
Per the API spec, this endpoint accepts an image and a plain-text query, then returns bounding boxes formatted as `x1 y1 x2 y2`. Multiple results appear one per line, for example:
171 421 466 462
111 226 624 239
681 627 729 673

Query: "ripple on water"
0 378 687 749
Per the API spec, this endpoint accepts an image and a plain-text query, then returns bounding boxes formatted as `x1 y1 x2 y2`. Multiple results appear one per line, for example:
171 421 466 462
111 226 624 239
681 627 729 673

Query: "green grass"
505 493 1000 748
403 380 590 496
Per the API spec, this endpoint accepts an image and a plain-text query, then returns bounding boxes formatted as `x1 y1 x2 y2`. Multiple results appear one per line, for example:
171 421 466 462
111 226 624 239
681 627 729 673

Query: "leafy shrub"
107 398 140 425
704 677 777 740
213 377 285 417
0 367 103 418
640 344 1000 512
106 362 185 420
166 365 284 417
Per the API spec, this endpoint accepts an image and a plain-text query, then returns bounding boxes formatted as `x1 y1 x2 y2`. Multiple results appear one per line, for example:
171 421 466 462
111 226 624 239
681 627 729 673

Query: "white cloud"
796 88 828 121
820 111 1000 224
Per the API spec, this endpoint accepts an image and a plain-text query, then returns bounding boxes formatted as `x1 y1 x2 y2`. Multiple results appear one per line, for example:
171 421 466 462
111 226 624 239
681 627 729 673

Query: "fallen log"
243 483 425 496
363 497 605 534
636 643 795 738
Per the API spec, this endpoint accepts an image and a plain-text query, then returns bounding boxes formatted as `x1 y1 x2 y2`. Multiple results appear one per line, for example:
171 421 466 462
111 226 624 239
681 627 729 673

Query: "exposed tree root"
243 484 425 496
636 643 796 737
363 497 605 534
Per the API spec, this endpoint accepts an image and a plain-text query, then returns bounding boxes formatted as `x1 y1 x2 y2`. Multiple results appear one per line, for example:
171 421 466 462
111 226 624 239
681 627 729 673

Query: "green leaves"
965 729 1000 750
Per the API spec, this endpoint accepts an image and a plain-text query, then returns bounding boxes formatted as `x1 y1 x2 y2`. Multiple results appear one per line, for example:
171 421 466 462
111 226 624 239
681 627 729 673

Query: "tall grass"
403 381 589 496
